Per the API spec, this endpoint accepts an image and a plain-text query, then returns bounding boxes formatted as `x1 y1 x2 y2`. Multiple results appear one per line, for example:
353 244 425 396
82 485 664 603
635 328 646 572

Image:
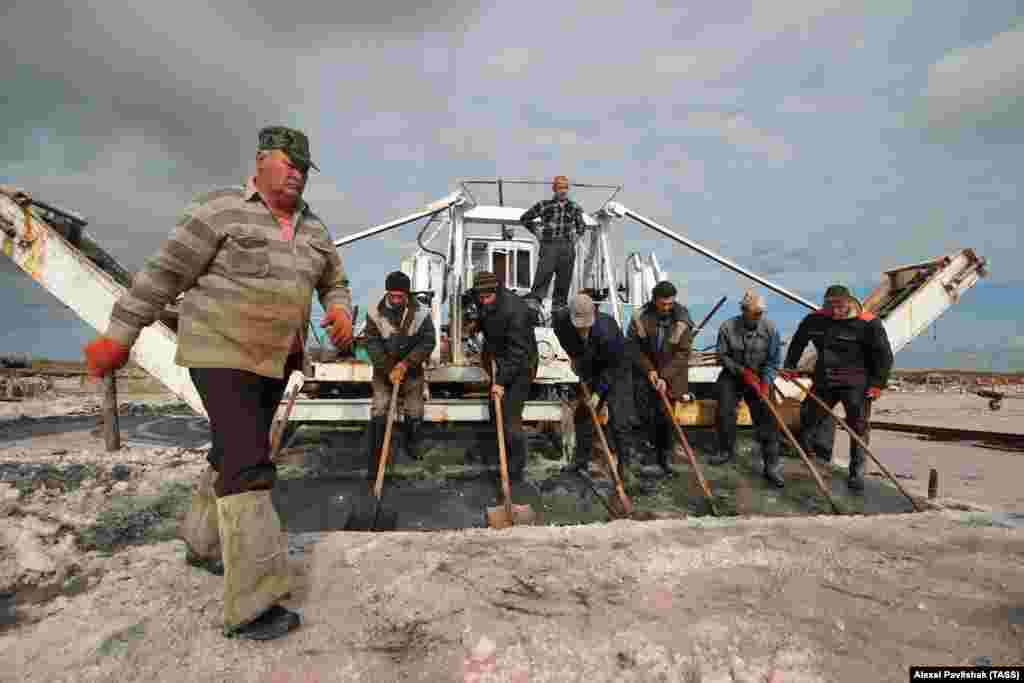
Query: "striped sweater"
106 179 352 379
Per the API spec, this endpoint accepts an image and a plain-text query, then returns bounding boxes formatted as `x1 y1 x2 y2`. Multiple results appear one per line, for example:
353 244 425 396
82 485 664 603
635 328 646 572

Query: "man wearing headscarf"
711 291 784 487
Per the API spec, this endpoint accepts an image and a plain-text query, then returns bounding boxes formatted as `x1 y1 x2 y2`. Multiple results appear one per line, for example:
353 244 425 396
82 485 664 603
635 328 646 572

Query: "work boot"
761 442 785 489
708 449 736 466
402 416 424 461
217 491 298 641
848 450 865 492
365 416 387 481
656 450 677 478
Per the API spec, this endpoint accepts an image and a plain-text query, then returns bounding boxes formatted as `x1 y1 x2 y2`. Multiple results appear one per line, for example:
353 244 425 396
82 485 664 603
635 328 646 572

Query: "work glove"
388 361 407 385
320 305 353 350
866 386 882 400
595 380 610 397
759 381 770 400
742 368 760 391
83 337 130 378
648 370 667 395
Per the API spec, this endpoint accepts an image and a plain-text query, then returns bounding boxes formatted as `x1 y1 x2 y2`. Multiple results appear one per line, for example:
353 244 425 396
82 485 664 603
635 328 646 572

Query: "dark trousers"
483 370 532 475
799 394 836 460
530 239 575 308
638 381 677 457
799 381 869 466
715 370 780 457
574 363 634 466
189 353 302 497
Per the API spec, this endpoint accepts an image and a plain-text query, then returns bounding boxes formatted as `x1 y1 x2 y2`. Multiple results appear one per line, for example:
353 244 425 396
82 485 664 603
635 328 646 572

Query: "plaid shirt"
519 196 586 241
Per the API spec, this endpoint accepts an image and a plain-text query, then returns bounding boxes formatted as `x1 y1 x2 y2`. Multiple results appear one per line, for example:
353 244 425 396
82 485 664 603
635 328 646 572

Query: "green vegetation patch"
79 481 192 553
97 622 146 658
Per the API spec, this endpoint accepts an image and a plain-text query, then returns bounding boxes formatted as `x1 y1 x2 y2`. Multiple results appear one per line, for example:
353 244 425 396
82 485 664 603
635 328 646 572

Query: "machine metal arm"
333 191 465 248
602 202 818 311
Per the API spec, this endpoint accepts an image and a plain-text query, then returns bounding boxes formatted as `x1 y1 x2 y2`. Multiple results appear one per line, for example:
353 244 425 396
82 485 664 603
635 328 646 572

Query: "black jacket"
365 297 436 376
784 309 894 390
552 310 627 385
480 287 538 386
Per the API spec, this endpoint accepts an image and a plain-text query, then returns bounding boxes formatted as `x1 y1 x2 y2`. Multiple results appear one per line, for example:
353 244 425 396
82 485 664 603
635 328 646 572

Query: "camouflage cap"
258 125 319 172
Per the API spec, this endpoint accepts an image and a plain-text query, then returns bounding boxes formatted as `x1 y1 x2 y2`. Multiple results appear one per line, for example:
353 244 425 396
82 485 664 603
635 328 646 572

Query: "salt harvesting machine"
0 181 989 454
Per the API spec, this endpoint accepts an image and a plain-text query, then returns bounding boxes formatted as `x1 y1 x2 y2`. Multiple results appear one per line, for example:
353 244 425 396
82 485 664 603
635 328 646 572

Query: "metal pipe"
615 205 818 311
333 201 457 248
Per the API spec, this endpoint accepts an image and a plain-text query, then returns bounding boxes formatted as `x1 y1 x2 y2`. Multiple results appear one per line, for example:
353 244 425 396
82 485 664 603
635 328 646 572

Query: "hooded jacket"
626 301 694 399
365 296 436 377
783 307 894 390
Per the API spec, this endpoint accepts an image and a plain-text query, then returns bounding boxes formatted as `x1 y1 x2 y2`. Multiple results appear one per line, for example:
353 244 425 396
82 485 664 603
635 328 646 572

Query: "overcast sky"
1 1 1022 369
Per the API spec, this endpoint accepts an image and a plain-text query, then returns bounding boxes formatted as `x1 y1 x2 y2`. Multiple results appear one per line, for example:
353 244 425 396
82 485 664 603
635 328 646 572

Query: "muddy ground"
1 383 1022 681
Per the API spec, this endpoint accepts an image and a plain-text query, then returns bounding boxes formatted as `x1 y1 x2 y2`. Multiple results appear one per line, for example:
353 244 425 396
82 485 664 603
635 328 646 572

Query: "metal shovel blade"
486 502 537 529
345 495 398 532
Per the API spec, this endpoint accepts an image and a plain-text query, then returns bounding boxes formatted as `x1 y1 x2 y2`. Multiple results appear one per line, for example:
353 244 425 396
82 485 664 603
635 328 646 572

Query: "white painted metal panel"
463 205 600 227
290 398 564 422
0 195 206 417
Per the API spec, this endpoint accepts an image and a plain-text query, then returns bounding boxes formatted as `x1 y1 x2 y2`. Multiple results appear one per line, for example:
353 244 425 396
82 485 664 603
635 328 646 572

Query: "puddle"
271 427 920 540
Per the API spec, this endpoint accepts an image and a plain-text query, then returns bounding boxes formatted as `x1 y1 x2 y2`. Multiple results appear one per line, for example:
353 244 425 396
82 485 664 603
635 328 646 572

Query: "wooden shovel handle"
492 360 513 517
580 382 633 516
656 388 717 514
753 383 843 514
374 378 402 499
778 374 923 512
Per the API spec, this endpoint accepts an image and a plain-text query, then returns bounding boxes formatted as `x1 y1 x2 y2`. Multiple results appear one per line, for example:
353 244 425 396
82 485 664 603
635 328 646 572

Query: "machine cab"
465 237 536 296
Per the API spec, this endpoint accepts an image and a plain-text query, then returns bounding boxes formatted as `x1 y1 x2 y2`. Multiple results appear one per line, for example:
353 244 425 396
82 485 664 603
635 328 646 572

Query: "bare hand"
491 384 505 401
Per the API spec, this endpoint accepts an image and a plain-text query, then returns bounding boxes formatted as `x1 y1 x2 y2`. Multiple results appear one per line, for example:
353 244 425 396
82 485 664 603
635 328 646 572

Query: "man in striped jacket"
84 125 353 641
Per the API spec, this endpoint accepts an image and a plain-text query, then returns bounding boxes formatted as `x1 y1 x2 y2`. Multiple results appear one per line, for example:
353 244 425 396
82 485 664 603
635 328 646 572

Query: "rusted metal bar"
869 422 1024 449
103 373 121 452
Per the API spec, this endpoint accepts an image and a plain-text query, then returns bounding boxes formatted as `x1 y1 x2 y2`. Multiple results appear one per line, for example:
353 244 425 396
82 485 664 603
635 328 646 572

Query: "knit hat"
569 293 596 328
651 281 677 299
385 271 411 293
740 290 766 312
474 271 499 291
823 284 852 301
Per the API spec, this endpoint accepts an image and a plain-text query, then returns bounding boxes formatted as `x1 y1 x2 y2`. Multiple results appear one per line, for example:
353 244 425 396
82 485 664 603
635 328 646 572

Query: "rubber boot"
708 449 736 466
848 448 865 492
761 441 785 489
656 448 677 478
365 416 387 481
403 416 424 461
217 491 299 640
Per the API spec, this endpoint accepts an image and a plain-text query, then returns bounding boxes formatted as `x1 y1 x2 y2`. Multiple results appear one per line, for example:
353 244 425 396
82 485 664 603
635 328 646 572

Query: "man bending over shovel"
553 293 641 476
364 271 436 472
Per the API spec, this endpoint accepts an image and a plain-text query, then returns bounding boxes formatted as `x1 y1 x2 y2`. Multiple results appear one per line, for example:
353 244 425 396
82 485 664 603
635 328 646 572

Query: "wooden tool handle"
779 375 923 512
581 382 633 516
755 386 843 514
657 388 717 512
492 360 512 516
374 379 402 499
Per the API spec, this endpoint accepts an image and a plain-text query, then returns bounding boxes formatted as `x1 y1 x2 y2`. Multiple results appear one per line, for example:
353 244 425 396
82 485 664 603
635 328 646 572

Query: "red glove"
742 368 759 390
866 386 882 400
759 381 770 399
778 369 801 382
320 305 353 350
83 337 130 378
